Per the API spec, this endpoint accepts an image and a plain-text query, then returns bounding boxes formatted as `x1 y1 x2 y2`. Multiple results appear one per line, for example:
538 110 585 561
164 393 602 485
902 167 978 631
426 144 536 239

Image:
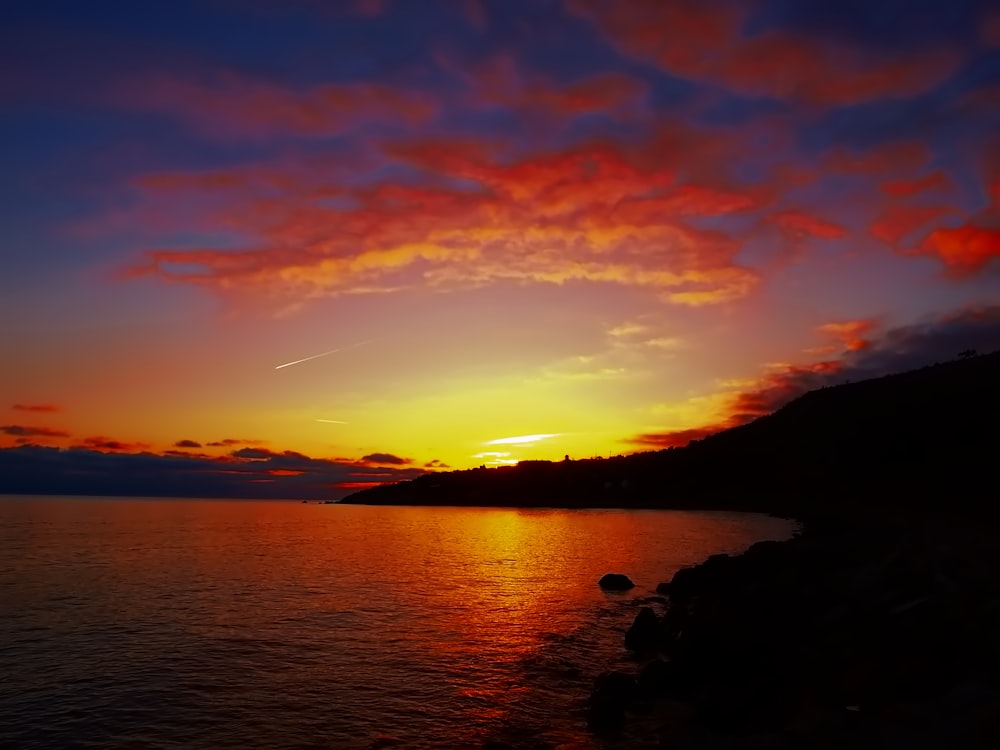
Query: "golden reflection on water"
1 498 794 749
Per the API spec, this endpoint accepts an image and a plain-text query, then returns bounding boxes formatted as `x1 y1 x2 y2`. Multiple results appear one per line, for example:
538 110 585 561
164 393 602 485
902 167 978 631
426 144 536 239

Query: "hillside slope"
341 352 999 512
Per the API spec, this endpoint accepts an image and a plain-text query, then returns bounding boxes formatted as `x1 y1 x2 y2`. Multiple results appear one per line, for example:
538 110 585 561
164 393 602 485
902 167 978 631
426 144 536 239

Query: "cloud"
827 141 932 176
816 319 875 352
0 445 427 500
1 425 70 438
174 439 203 448
231 447 292 460
359 452 412 466
915 225 1000 277
567 0 963 106
11 403 60 413
118 72 437 140
459 0 487 28
424 459 451 469
207 438 266 447
769 210 847 242
444 52 648 118
628 305 1000 448
881 171 950 198
982 9 1000 47
869 205 960 246
121 135 762 307
76 436 152 452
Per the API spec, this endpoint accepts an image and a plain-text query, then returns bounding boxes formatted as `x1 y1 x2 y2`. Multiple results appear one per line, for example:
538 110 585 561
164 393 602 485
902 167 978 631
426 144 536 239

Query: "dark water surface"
0 497 795 749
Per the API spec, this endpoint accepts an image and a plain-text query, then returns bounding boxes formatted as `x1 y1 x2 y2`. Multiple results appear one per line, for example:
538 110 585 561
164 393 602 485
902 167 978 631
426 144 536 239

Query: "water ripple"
0 498 794 749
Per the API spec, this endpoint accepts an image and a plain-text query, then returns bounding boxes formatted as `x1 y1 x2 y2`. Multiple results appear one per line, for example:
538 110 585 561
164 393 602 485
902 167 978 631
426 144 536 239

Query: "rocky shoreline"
584 511 1000 748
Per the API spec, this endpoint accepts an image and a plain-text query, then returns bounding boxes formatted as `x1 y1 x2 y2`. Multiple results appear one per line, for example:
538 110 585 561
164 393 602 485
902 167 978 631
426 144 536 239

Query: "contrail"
315 419 348 424
274 338 376 370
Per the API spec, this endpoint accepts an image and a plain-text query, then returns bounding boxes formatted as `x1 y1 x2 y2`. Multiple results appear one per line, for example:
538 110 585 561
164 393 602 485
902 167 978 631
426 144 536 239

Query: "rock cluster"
587 515 1000 747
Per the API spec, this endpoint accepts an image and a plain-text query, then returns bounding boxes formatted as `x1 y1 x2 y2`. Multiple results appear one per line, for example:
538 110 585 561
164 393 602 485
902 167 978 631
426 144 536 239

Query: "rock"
665 554 737 600
637 658 674 694
656 581 671 595
624 607 660 653
598 573 635 590
586 671 638 733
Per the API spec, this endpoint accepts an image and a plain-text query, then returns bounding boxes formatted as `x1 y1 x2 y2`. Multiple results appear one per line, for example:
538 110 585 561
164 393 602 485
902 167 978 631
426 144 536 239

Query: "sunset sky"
2 0 999 499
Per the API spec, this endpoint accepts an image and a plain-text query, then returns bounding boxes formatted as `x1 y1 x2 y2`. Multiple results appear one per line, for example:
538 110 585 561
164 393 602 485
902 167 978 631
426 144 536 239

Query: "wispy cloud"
11 403 61 413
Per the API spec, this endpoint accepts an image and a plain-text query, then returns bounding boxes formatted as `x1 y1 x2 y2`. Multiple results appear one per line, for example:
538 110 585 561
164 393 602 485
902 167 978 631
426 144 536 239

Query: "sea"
0 497 796 749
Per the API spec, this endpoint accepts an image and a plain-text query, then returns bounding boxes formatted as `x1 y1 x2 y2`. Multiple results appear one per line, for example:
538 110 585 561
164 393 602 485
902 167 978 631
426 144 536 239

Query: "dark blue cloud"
0 446 425 500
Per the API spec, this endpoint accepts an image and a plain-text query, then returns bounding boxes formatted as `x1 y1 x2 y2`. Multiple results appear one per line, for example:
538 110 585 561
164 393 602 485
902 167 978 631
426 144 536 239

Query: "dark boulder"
598 573 635 590
625 606 660 653
666 554 737 600
656 581 671 595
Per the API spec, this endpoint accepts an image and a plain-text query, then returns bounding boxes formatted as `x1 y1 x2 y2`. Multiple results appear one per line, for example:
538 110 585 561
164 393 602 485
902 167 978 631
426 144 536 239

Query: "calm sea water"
0 497 795 749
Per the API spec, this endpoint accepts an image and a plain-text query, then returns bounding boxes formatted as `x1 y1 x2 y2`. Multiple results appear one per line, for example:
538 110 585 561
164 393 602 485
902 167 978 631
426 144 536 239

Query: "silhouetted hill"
341 352 1000 513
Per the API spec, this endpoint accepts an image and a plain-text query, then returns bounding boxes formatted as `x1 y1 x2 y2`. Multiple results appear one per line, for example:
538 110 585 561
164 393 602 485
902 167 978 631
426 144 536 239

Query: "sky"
2 0 999 499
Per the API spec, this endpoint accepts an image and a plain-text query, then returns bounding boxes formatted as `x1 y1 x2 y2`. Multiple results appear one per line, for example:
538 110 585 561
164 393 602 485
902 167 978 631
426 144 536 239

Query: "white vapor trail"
274 338 376 370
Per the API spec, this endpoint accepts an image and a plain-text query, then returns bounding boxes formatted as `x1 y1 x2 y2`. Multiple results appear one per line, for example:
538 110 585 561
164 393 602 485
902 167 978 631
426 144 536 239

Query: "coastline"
580 507 1000 749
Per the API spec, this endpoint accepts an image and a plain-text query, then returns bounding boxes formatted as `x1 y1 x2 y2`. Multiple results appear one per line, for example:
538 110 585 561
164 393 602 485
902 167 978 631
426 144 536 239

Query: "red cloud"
628 360 844 449
453 54 648 118
827 141 931 176
567 0 962 106
355 0 384 16
630 426 721 450
983 10 1000 47
460 0 487 28
869 205 959 246
881 171 950 198
12 403 60 413
120 73 436 139
77 436 152 452
122 136 762 307
917 225 1000 276
770 210 846 240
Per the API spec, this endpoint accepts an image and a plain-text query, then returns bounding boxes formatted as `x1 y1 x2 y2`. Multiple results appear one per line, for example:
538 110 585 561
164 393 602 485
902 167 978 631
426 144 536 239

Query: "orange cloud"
120 73 437 139
567 0 962 106
123 138 761 306
817 320 874 352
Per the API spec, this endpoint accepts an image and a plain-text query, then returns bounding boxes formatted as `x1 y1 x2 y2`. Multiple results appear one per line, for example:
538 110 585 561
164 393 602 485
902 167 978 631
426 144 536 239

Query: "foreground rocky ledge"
588 511 1000 748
